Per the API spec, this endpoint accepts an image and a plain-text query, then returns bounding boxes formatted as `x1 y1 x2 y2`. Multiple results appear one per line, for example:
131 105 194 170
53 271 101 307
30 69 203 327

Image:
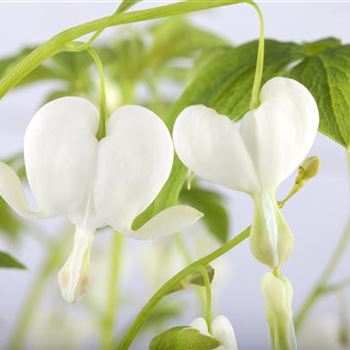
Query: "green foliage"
0 251 26 269
149 326 220 350
180 185 229 243
290 44 350 148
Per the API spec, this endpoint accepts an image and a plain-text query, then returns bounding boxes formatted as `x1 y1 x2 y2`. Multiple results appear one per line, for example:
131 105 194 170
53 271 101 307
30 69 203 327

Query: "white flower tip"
57 227 95 303
58 265 92 304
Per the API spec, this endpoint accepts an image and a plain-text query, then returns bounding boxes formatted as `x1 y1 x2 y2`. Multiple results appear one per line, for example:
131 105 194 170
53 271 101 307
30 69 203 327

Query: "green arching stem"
198 265 213 334
294 151 350 331
249 1 265 110
101 233 124 350
86 47 107 139
117 227 250 350
0 0 263 100
64 43 107 139
8 232 69 350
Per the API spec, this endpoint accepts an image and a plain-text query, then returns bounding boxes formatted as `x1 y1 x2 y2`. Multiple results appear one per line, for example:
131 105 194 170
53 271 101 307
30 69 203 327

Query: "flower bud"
296 156 320 185
261 272 296 350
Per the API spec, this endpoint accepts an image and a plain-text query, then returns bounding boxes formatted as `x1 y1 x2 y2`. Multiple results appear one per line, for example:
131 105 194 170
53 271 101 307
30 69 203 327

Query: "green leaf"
302 37 341 56
290 45 350 148
0 252 26 269
150 326 220 350
180 186 229 243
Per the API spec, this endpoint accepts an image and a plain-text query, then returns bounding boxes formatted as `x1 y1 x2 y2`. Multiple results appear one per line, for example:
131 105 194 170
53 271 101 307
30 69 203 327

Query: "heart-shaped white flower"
0 97 202 302
191 315 239 350
173 77 319 268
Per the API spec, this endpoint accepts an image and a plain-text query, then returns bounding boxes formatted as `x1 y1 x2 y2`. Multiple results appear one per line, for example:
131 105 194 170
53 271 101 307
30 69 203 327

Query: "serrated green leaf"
290 45 350 148
0 252 26 269
302 37 341 56
180 186 229 243
150 326 220 350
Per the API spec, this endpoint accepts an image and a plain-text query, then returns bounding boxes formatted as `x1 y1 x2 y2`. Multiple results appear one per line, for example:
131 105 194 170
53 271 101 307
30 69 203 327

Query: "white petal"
58 226 95 303
24 97 99 223
0 162 34 217
94 105 174 230
212 315 239 350
126 205 203 239
190 317 209 335
173 105 259 193
240 77 319 189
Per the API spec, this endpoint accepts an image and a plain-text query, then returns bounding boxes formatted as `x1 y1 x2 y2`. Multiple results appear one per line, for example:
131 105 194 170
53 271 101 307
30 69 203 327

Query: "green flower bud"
261 272 296 350
250 192 294 268
296 156 320 185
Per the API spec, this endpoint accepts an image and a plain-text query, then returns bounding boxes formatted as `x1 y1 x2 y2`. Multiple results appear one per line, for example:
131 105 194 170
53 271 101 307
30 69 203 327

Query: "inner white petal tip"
58 227 95 303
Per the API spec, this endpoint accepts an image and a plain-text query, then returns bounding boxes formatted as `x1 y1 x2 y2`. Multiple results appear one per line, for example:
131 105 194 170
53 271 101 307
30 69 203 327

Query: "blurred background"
0 1 350 349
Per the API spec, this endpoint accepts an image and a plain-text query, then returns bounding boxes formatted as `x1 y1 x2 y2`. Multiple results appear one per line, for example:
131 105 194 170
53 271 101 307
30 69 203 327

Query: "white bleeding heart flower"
0 97 202 303
191 315 239 350
173 77 319 268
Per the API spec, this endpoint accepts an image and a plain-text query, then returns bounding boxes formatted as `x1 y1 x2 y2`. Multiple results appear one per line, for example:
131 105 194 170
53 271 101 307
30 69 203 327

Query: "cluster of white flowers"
0 76 319 348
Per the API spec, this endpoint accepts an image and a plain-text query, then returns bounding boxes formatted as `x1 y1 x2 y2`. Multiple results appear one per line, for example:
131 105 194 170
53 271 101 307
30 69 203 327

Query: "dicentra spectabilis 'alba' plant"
0 97 202 303
191 315 239 350
173 77 319 268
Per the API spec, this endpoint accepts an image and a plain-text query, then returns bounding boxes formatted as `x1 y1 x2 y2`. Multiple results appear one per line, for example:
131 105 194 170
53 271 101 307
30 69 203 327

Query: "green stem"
86 47 107 139
63 43 106 139
117 227 250 350
0 0 262 99
198 265 212 333
323 276 350 294
7 233 68 350
101 233 124 350
249 2 265 110
294 151 350 331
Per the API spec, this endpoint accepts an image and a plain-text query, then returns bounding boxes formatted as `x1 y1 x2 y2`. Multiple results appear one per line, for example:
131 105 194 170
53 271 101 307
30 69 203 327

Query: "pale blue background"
0 1 350 349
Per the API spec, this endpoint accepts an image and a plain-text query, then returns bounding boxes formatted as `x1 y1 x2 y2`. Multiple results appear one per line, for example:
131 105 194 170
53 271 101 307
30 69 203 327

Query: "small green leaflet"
150 326 220 350
0 252 26 270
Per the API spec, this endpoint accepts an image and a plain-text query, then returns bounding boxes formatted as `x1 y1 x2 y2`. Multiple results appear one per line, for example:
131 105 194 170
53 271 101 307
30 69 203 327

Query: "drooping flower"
261 272 296 350
0 97 202 303
191 315 239 350
173 77 319 268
